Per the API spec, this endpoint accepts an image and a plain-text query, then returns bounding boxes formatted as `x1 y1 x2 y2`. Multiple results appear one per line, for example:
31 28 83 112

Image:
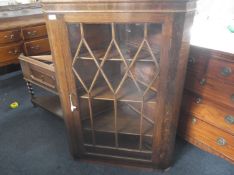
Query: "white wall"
0 0 36 6
190 0 234 53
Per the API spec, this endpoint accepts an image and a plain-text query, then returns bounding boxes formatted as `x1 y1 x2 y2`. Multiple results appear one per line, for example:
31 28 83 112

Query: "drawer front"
187 48 209 76
0 29 21 44
185 72 234 109
206 59 234 85
22 25 47 40
24 38 50 56
20 59 56 92
179 114 234 162
181 91 234 135
30 64 56 90
188 46 234 85
0 42 22 63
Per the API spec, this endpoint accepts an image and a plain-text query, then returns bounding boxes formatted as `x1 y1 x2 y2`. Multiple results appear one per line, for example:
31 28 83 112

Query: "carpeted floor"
0 72 233 175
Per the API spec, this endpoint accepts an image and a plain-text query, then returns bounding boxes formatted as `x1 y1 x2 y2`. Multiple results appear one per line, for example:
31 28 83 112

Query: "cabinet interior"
67 23 162 160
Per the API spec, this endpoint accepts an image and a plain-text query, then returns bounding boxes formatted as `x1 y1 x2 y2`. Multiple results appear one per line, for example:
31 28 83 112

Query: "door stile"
46 14 85 157
151 13 174 168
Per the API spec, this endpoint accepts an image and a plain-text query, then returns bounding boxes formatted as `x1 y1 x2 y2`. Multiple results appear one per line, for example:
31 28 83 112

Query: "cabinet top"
41 0 195 2
42 0 197 13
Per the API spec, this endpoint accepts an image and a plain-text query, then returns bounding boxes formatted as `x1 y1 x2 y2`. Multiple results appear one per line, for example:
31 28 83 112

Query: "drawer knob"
195 97 202 104
216 137 227 146
191 117 197 124
188 57 195 64
231 94 234 102
199 78 206 86
8 49 19 55
27 31 37 36
220 67 232 77
224 115 234 125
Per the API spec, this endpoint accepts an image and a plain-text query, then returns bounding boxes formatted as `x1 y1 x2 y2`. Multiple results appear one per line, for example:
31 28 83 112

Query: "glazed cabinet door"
46 12 186 168
67 21 162 160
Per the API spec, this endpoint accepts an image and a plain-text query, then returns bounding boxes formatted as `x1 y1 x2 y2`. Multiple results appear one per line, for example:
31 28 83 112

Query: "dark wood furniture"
0 28 22 67
42 0 197 169
0 14 50 67
22 24 50 56
178 46 234 163
19 54 63 118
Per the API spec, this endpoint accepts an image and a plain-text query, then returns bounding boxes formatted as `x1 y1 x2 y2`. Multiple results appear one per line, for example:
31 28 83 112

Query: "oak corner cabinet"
42 0 197 169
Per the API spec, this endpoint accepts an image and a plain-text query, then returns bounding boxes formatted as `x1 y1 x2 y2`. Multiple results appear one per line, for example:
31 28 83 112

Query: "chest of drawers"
0 15 51 67
179 46 234 163
0 28 22 67
22 24 50 56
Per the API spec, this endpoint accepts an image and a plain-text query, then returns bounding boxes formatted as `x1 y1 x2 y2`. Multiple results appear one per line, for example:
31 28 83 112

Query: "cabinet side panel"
152 12 195 168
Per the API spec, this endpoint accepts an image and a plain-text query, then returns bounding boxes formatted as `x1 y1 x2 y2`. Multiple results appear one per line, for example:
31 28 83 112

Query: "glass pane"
67 22 162 160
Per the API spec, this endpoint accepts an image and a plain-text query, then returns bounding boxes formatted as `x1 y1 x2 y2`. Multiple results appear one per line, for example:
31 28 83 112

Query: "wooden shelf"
82 104 154 137
32 95 63 119
30 55 53 62
80 77 157 103
80 56 155 62
133 76 157 92
78 43 160 62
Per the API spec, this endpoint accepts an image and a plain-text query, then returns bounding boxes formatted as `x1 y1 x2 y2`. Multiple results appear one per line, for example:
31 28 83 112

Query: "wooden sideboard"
178 45 234 163
0 14 50 67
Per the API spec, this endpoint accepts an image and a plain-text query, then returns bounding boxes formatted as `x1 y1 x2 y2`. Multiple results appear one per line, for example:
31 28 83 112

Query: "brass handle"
199 78 206 86
8 49 19 55
195 97 202 104
220 67 232 77
30 45 40 50
216 137 227 146
224 115 234 125
27 30 37 36
30 75 55 89
4 34 15 40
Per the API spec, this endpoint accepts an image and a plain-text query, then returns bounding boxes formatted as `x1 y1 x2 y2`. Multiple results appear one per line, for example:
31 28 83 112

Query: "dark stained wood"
0 42 23 67
23 38 50 56
207 58 234 85
180 135 234 163
0 14 50 67
152 11 195 168
179 113 234 163
182 91 234 135
19 53 64 118
45 15 85 157
42 0 197 169
32 95 63 118
185 71 234 109
41 0 197 13
19 54 57 93
0 28 21 44
22 24 48 41
0 14 44 31
179 45 234 164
